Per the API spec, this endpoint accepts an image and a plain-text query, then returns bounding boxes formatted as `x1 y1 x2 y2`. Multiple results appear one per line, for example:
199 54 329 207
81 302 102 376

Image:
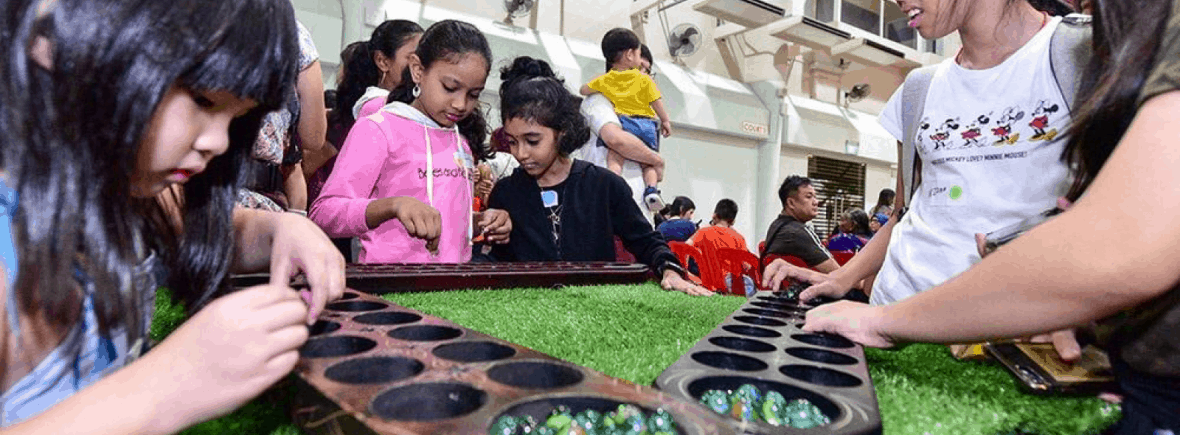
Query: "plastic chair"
831 250 855 265
714 248 762 295
667 241 723 292
761 253 809 271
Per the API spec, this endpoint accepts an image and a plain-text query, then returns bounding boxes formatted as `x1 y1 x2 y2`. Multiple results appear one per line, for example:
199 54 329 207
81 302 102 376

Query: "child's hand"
477 209 513 244
660 270 714 296
660 120 672 137
144 284 309 429
390 197 442 253
267 212 346 324
474 165 495 202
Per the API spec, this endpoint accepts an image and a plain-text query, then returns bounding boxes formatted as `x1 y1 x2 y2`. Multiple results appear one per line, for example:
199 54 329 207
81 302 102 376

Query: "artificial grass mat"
152 284 1119 435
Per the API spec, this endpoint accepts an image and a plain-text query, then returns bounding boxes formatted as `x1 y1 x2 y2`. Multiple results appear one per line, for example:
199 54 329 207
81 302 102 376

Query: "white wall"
654 129 762 252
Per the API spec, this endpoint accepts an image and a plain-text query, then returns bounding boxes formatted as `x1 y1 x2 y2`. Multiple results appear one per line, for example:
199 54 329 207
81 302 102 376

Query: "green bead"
763 391 787 407
547 413 573 430
734 384 761 404
782 399 830 429
491 416 518 435
761 399 782 426
612 405 629 425
583 410 603 426
573 412 599 435
729 399 755 422
646 409 676 433
699 390 730 415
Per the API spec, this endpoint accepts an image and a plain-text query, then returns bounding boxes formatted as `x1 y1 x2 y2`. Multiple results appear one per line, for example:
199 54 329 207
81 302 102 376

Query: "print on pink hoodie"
310 104 475 263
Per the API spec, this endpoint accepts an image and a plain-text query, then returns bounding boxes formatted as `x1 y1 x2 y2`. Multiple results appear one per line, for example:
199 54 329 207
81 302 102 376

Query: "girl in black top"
486 57 710 296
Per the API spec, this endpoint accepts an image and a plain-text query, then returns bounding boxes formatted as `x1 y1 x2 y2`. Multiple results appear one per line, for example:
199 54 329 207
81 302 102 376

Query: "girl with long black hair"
0 0 344 430
487 56 710 296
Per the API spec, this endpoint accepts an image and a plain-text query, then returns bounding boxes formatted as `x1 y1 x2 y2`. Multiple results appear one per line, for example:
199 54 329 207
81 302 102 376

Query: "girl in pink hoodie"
311 20 511 263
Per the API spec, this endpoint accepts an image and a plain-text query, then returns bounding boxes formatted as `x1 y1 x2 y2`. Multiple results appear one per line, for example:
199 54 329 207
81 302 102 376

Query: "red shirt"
690 225 748 253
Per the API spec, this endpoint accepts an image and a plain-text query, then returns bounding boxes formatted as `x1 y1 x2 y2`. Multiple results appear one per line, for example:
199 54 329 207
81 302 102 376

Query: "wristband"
657 261 686 279
287 209 307 217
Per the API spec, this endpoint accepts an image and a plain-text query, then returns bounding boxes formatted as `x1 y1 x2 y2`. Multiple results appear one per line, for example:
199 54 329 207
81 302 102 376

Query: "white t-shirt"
871 16 1071 305
577 93 649 214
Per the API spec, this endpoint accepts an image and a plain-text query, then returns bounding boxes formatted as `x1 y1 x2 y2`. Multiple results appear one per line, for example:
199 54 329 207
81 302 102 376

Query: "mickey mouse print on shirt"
1028 100 1060 142
991 106 1025 146
960 113 991 148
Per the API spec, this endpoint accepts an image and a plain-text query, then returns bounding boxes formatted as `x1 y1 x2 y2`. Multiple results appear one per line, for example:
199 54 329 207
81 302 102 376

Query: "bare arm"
651 98 670 125
231 207 282 274
651 98 672 137
812 258 840 274
282 163 307 212
302 141 338 180
823 142 906 286
295 61 326 153
579 84 595 96
809 92 1180 345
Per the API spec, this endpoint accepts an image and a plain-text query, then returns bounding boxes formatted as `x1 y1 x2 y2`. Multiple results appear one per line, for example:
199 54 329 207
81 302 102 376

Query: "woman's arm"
282 162 307 211
786 145 905 298
296 61 327 153
806 91 1180 345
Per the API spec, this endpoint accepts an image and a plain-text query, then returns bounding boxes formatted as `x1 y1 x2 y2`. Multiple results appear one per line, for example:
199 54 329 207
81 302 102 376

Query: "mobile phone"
983 208 1062 255
985 342 1116 395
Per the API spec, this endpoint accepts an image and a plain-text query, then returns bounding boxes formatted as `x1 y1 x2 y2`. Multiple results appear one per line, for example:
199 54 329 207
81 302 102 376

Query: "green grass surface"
381 284 747 385
153 285 1119 435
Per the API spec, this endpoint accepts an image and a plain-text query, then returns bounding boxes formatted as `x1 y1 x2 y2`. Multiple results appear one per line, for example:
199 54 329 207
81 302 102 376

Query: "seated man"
689 198 747 252
762 176 838 273
691 198 755 295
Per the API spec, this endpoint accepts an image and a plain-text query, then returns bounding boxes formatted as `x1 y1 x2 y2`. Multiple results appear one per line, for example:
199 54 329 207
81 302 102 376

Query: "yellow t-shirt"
587 69 661 118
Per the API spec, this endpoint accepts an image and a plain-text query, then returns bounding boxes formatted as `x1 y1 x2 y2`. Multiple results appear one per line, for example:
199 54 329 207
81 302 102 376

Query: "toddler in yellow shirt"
580 28 671 211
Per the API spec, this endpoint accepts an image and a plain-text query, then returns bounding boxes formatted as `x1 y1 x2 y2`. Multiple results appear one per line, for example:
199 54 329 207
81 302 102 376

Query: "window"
881 0 917 49
841 0 880 35
805 0 937 53
807 156 866 239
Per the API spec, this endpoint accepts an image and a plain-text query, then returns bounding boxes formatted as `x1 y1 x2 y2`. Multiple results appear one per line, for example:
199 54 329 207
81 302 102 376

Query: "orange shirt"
690 225 748 253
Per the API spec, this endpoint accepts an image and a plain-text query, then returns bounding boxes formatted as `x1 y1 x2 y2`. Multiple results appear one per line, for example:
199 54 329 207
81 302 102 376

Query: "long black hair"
872 188 895 215
1062 0 1171 200
332 20 422 132
665 196 696 218
498 56 591 157
0 0 297 356
848 209 873 238
388 20 492 162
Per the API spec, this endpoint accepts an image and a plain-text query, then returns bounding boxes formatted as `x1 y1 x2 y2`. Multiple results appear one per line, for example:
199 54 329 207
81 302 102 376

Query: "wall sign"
741 121 768 135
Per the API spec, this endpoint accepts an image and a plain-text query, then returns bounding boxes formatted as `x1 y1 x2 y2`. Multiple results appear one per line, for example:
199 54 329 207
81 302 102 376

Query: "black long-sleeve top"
486 159 681 274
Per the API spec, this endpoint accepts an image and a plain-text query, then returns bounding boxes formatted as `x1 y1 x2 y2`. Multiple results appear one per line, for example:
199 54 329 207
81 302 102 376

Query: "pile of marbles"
491 404 678 435
698 384 830 429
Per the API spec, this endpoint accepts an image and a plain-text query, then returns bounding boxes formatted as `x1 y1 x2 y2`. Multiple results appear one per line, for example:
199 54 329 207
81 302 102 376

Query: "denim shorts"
598 115 659 152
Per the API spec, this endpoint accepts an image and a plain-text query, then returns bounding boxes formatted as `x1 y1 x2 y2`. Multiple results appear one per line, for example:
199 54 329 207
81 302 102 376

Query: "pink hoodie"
353 87 390 121
310 107 475 263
